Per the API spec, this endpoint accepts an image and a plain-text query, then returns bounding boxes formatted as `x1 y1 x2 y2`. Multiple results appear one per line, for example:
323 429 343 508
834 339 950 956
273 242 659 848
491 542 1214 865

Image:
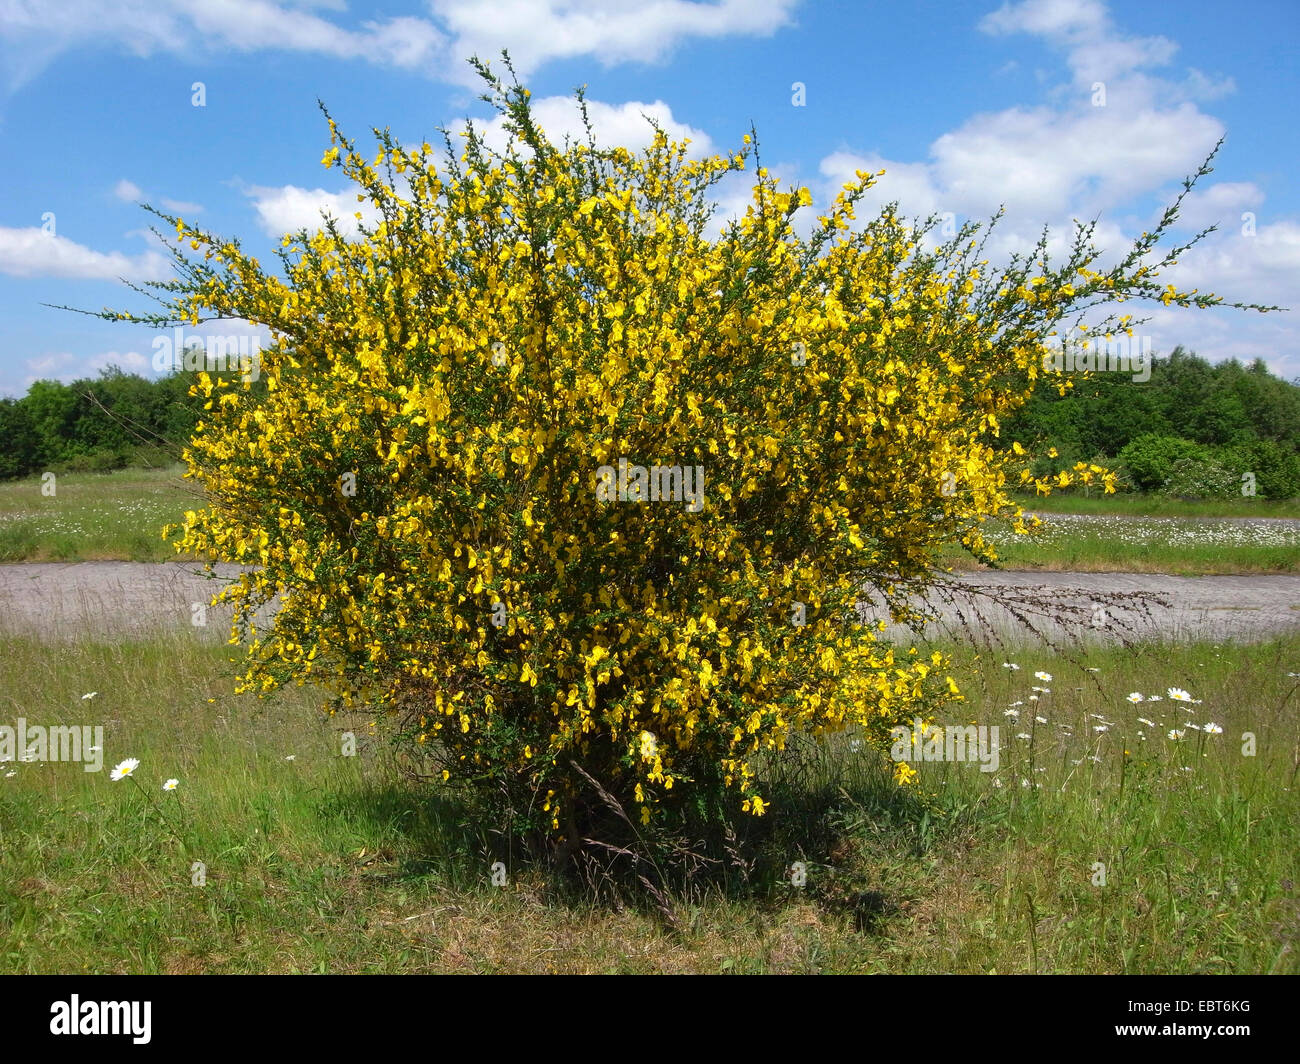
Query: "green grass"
2 632 1296 973
940 508 1299 574
0 465 196 562
0 466 1296 573
1013 492 1300 519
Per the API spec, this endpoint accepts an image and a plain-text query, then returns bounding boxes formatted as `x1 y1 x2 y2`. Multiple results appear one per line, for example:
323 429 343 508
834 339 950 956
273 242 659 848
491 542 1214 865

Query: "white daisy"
81 692 98 700
110 758 140 781
1127 692 1143 703
1168 687 1193 702
163 779 179 791
1203 722 1223 735
1034 672 1052 682
1168 729 1186 741
1002 663 1020 670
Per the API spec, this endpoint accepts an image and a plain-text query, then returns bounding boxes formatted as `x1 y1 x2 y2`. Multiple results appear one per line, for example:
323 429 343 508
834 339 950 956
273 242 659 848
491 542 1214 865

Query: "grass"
3 631 1296 974
0 465 196 562
0 466 1296 573
1013 492 1300 519
940 511 1299 574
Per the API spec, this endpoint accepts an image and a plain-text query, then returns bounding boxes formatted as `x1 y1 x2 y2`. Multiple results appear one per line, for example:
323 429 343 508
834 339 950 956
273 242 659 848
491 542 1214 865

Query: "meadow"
1 630 1296 973
1 464 1296 973
0 466 1297 573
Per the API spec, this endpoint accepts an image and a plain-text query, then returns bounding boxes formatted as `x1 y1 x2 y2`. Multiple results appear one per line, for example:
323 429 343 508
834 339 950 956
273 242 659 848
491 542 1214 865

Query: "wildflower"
992 778 1003 788
284 755 296 761
1035 716 1048 724
1093 725 1109 732
1138 717 1156 727
1034 672 1052 682
1002 663 1020 670
1127 692 1143 703
1031 686 1050 693
1203 722 1223 735
81 692 98 700
1168 687 1193 702
1004 709 1020 719
1028 695 1039 701
1184 722 1201 731
110 758 140 781
163 779 179 791
1168 729 1186 741
1016 732 1031 740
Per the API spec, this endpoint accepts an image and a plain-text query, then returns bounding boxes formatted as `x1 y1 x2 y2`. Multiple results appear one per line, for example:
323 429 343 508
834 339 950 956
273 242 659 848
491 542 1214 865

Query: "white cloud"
980 0 1178 89
0 0 796 90
430 0 796 85
0 226 172 280
451 94 715 158
113 179 144 202
802 0 1293 373
159 197 204 216
244 183 380 238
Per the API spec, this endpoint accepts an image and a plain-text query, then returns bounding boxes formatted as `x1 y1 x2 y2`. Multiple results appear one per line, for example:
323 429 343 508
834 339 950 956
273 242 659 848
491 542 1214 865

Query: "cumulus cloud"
806 0 1292 373
0 226 171 280
0 0 795 90
113 179 144 203
450 94 715 158
243 183 380 238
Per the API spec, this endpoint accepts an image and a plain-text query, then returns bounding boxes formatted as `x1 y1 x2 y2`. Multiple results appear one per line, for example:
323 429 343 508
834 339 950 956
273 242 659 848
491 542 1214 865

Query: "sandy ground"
2 562 1299 647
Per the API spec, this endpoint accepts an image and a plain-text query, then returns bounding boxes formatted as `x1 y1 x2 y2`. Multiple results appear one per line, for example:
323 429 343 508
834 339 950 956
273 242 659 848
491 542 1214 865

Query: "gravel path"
2 562 1299 646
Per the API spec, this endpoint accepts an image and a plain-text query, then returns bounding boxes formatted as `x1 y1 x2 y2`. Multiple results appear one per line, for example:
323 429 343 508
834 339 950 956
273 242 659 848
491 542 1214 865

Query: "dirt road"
2 562 1299 646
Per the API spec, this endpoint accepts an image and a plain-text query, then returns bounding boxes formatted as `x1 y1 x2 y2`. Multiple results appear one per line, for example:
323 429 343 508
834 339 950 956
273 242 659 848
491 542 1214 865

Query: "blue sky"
1 0 1297 398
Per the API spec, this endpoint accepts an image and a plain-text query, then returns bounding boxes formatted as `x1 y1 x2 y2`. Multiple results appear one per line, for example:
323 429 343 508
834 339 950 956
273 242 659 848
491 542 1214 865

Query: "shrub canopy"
101 58 1276 845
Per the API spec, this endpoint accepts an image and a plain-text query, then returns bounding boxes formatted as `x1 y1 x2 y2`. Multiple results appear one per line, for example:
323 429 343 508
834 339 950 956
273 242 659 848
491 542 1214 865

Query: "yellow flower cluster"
141 71 1254 836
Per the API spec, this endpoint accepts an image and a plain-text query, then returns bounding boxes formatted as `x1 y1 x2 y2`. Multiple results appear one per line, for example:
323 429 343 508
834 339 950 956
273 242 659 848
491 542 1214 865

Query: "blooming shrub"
100 58 1274 859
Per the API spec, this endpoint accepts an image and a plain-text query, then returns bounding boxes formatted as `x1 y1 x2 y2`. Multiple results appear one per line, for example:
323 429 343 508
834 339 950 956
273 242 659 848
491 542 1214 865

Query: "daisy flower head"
1127 692 1143 703
1203 722 1223 735
1168 729 1186 741
1034 672 1052 682
81 692 98 700
1002 663 1020 670
163 779 179 791
110 758 140 781
1168 688 1193 702
1138 718 1156 728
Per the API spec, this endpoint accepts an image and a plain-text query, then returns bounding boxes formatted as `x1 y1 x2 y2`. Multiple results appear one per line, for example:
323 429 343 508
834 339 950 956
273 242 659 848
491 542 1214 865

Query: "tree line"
1 347 1297 496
